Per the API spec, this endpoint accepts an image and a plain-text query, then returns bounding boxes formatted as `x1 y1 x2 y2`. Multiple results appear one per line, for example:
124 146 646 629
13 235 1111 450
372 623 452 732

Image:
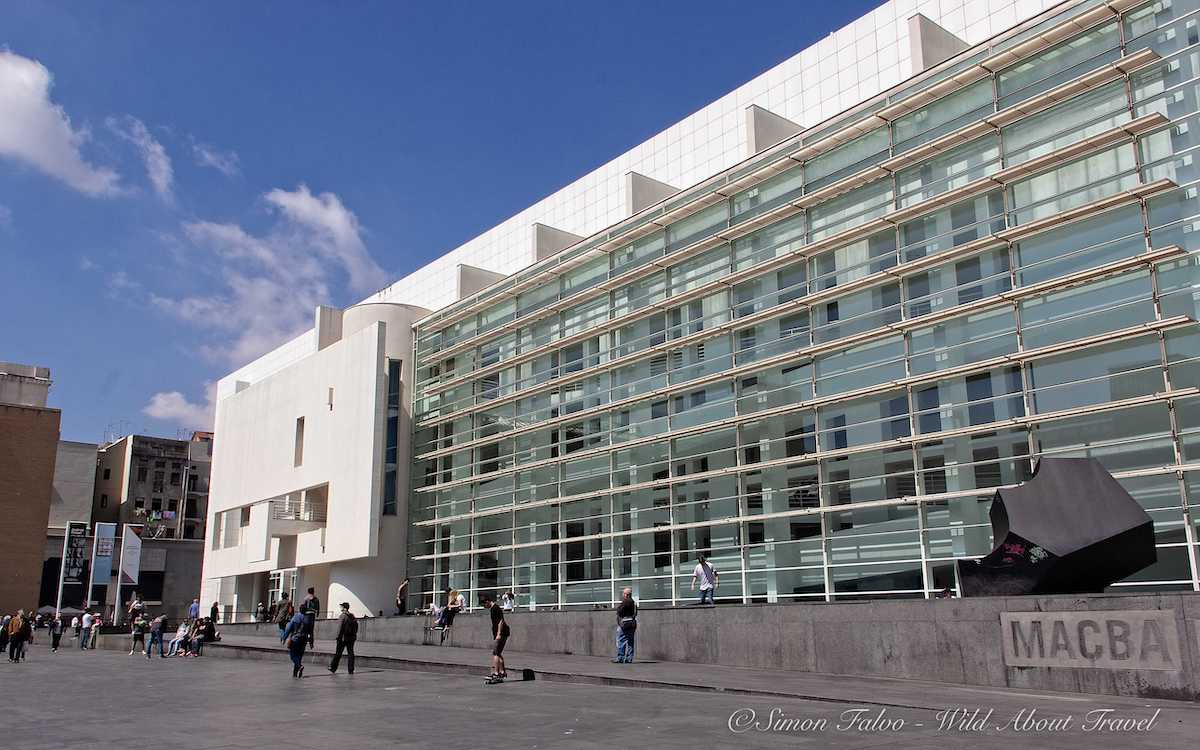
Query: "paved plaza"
2 644 1198 749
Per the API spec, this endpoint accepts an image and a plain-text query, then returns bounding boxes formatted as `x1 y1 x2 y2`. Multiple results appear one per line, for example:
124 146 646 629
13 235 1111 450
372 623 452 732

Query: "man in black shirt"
482 595 509 683
614 587 637 664
300 587 320 647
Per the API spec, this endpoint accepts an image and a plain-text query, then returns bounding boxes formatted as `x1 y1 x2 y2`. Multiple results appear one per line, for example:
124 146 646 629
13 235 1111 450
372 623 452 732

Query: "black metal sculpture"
956 458 1155 596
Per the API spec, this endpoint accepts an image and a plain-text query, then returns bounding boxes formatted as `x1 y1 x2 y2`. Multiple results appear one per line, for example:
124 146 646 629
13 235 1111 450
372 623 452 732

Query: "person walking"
0 615 9 656
147 615 167 658
7 610 28 662
273 594 294 639
188 599 200 621
394 579 409 616
691 554 719 605
88 617 100 649
209 601 220 624
79 611 93 650
613 588 637 664
280 610 308 678
299 587 320 647
255 602 267 623
71 615 81 640
482 595 510 684
328 603 358 675
50 614 64 652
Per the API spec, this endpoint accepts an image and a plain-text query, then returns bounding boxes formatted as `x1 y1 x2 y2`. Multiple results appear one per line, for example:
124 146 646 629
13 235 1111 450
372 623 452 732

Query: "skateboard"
484 673 506 685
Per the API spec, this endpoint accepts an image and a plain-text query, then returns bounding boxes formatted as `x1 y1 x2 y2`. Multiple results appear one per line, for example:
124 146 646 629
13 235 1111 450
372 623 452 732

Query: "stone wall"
218 592 1200 700
0 404 60 613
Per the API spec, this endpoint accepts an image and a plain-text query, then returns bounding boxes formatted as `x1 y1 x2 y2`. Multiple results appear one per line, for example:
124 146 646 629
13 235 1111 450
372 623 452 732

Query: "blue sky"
1 1 879 442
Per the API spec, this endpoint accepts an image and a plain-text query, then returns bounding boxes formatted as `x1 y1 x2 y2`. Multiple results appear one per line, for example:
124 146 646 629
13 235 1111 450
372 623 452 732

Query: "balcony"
268 485 328 537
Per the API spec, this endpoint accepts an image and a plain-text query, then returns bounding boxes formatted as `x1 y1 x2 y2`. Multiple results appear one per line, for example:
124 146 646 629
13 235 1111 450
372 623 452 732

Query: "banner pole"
87 529 99 614
115 524 127 626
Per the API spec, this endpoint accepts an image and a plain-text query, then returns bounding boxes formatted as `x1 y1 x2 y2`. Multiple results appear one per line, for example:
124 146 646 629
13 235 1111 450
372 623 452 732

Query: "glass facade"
409 0 1200 610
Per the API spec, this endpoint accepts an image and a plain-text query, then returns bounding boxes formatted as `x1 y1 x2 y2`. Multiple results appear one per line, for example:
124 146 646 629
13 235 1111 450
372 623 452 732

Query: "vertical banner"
91 522 117 586
56 521 89 614
118 524 144 585
62 522 89 585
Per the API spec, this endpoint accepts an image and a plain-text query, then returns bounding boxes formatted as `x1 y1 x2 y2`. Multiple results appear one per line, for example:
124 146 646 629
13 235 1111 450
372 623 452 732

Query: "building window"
134 497 145 510
151 497 162 511
382 359 401 515
240 506 251 526
170 472 180 486
294 416 305 467
100 494 108 509
137 467 148 482
103 468 111 480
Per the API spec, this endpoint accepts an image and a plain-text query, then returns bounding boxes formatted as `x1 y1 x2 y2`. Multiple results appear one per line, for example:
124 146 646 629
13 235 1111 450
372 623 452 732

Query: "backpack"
342 613 358 640
276 602 293 625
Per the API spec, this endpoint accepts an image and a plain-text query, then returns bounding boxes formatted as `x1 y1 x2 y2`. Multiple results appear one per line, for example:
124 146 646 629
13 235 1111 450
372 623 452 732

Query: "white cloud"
151 185 389 367
192 140 239 177
265 185 386 295
0 50 121 196
143 381 216 430
108 115 173 200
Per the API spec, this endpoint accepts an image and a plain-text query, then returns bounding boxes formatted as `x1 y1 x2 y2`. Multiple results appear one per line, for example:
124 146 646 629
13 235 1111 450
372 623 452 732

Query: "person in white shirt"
79 612 95 650
70 615 80 639
691 555 719 605
500 590 515 612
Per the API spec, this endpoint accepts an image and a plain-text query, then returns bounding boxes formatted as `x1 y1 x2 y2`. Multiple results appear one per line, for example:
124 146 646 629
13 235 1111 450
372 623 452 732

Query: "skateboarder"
482 595 509 683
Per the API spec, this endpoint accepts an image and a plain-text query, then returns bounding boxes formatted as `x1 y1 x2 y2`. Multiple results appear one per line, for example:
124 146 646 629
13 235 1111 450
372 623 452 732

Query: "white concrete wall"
49 440 97 528
203 304 424 617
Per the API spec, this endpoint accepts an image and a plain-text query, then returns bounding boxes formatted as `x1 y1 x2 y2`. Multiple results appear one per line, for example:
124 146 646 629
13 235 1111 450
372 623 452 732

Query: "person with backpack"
280 610 308 678
691 554 719 605
273 593 294 638
328 602 357 675
299 587 320 647
613 588 637 664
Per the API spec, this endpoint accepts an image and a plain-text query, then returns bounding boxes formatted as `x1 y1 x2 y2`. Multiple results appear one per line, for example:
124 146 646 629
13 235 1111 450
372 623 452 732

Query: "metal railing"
270 496 327 523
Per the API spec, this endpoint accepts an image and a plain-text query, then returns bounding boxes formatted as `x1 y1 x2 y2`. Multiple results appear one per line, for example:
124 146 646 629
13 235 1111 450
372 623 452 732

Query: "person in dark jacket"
281 611 308 678
613 588 637 664
328 602 357 675
299 587 320 647
7 610 28 662
272 593 293 638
